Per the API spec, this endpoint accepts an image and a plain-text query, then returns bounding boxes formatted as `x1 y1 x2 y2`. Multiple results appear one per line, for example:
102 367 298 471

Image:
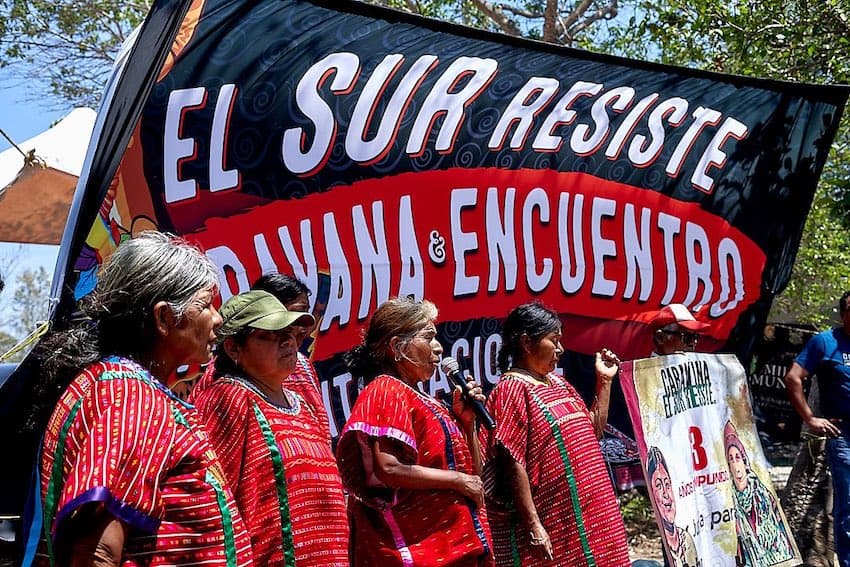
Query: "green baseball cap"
218 290 315 339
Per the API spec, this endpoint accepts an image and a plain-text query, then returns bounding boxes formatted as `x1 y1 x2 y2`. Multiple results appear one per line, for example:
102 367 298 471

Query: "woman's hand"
594 348 621 383
453 471 485 509
451 380 485 429
527 520 554 561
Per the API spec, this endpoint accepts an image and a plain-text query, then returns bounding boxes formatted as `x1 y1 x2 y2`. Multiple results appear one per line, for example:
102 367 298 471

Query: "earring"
394 353 401 362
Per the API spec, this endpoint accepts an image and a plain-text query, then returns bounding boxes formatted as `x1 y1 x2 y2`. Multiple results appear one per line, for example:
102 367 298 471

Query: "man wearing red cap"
650 304 710 356
600 304 709 500
637 304 709 567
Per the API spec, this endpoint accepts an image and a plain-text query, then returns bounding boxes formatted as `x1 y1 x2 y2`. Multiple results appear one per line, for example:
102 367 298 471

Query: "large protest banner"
48 0 846 437
0 0 846 514
621 353 801 566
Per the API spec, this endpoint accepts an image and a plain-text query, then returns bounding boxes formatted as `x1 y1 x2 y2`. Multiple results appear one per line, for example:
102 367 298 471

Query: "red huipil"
337 375 494 567
195 375 349 566
35 357 253 566
481 372 630 567
288 352 332 440
191 354 331 440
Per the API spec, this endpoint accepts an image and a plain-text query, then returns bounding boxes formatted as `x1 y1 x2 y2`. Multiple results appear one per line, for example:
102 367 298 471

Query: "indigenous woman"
724 421 796 565
252 273 330 438
646 447 698 567
28 232 253 566
336 297 494 566
481 302 630 566
194 290 349 566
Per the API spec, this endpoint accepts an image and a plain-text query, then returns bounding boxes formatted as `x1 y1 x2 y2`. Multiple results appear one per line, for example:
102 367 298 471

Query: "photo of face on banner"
646 446 699 567
723 421 796 565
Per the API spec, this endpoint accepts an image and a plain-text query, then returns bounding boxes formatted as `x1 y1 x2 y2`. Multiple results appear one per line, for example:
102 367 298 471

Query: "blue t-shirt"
796 327 850 419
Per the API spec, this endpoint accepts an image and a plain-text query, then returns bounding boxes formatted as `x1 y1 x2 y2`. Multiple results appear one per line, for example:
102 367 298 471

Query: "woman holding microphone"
336 296 494 566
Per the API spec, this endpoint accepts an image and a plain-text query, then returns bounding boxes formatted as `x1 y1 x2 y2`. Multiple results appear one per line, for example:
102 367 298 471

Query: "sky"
0 68 68 152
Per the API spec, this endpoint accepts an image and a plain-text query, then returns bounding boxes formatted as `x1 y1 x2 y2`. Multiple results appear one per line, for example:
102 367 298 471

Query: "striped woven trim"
100 356 195 408
205 470 238 567
342 421 418 453
223 375 301 414
43 398 83 565
508 503 522 567
252 402 297 566
171 405 190 428
382 508 414 567
528 391 596 567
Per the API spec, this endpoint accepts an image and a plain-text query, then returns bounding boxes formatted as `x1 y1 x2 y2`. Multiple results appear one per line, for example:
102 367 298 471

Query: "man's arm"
785 362 841 437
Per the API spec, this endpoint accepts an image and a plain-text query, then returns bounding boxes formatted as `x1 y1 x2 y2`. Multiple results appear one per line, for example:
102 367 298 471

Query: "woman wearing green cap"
194 290 349 566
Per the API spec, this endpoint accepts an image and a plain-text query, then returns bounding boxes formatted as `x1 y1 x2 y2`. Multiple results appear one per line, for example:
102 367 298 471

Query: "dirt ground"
621 489 665 563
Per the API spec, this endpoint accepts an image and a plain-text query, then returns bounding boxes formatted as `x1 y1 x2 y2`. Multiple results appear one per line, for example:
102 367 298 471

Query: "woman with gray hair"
26 232 253 567
336 296 494 566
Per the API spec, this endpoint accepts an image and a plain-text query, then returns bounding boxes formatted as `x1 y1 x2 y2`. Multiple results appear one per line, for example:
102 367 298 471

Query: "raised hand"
595 348 621 383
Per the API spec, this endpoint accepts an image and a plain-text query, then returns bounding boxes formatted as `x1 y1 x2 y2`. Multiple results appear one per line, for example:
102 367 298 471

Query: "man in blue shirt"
786 290 850 566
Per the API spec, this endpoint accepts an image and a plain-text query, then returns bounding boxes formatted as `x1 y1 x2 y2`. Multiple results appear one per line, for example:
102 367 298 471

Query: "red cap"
651 304 710 332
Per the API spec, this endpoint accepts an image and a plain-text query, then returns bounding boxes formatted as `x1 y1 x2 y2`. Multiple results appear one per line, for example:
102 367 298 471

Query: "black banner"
750 323 817 443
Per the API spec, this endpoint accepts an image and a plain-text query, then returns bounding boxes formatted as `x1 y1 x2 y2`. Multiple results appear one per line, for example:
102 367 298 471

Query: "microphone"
440 357 496 430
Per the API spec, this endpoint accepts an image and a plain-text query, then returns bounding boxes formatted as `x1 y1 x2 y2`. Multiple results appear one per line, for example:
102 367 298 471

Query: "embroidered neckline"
102 356 194 408
504 369 555 386
224 374 302 414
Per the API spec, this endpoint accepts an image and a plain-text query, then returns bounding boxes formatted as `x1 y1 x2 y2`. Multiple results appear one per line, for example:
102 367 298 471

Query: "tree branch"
497 4 541 19
562 0 595 31
467 0 522 36
543 0 558 43
565 1 618 43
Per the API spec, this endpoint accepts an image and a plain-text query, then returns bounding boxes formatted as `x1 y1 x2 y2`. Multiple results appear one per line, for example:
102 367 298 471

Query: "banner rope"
0 127 46 168
0 320 50 362
0 128 27 160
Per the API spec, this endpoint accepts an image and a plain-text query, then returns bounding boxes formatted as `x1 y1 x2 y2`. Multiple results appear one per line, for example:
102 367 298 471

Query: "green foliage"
365 0 495 28
618 489 661 553
595 0 849 83
0 266 51 362
1 0 621 106
771 190 850 327
10 266 51 339
0 0 147 107
589 0 850 327
619 489 654 523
